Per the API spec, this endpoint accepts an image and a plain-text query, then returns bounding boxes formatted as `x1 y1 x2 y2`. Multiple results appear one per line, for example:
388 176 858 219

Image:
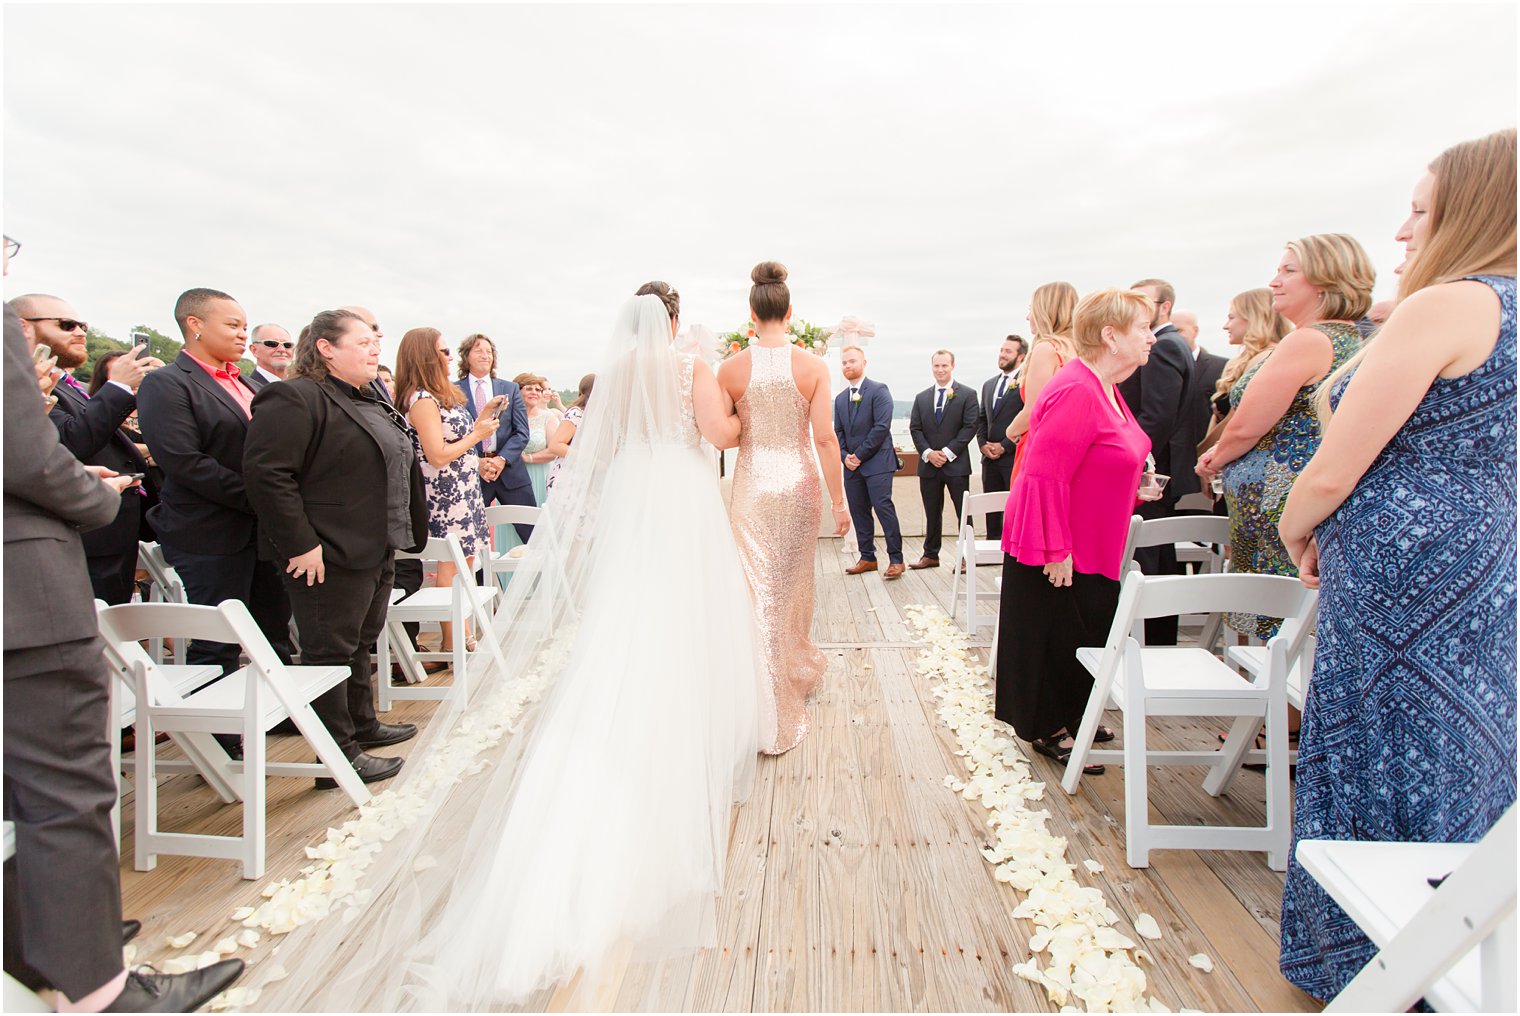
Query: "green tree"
77 324 254 382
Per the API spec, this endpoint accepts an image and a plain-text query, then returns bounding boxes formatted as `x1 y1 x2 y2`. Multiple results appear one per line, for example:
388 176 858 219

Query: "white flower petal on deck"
212 937 239 955
229 906 256 922
1083 859 1104 874
1187 953 1213 973
236 930 260 949
1133 913 1163 940
165 932 197 949
195 950 225 969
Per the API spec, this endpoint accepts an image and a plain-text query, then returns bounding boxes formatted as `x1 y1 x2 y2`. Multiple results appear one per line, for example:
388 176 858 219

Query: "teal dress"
523 413 555 506
1220 321 1361 638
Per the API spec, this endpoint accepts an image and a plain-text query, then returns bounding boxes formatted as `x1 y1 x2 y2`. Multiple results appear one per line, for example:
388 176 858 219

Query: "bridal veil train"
252 294 775 1010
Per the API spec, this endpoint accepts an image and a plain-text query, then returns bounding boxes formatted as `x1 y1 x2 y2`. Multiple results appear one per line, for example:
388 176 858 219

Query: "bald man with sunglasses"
247 323 294 389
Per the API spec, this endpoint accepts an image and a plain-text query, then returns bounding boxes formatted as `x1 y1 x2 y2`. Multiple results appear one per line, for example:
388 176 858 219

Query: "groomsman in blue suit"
455 333 534 543
834 344 904 579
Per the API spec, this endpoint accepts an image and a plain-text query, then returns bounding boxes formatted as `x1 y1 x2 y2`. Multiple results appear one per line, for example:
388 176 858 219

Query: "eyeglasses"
3 237 19 259
25 317 88 333
255 339 295 350
437 347 453 358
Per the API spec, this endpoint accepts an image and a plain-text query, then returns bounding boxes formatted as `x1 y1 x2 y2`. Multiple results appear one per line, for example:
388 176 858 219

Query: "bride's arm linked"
803 356 851 536
691 358 741 449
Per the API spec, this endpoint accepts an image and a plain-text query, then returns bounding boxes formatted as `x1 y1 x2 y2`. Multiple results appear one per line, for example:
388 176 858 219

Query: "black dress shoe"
355 721 418 749
107 959 244 1012
315 751 403 790
122 919 142 944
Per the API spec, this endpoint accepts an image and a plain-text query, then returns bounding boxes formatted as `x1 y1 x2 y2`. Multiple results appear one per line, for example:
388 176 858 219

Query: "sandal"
1094 725 1116 743
1237 730 1300 772
1030 735 1105 776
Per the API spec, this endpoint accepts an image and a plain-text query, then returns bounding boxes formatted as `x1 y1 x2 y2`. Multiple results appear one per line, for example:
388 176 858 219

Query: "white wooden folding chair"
1299 805 1517 1012
97 600 368 880
482 504 542 590
136 541 188 664
949 491 1007 631
379 534 507 709
1120 514 1232 651
2 823 51 1013
1061 571 1317 869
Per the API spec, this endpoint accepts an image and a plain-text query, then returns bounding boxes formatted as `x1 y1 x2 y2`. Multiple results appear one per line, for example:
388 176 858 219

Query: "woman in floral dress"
395 327 497 651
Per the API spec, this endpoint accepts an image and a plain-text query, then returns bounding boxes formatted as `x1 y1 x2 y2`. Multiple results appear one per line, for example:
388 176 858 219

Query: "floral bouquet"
717 318 833 359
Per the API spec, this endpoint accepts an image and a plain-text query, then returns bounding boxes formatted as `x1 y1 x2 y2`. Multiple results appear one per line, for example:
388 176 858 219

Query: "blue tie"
992 375 1008 413
934 387 945 423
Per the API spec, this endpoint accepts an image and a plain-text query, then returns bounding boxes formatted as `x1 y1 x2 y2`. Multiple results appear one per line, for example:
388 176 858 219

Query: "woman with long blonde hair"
1277 128 1517 1004
1003 281 1078 483
1198 288 1293 455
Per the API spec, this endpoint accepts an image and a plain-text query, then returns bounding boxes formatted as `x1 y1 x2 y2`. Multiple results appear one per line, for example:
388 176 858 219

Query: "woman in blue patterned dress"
1197 235 1372 639
1278 129 1517 1003
395 327 497 651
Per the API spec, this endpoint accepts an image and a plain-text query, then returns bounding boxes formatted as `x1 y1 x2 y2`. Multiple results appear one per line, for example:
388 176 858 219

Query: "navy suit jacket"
833 377 898 477
454 374 531 491
49 378 156 558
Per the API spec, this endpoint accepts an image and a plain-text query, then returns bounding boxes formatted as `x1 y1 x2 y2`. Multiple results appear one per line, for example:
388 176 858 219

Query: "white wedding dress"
252 296 776 1011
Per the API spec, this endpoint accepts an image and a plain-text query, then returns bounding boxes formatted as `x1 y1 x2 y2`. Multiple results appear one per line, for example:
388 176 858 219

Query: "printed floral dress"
407 389 488 561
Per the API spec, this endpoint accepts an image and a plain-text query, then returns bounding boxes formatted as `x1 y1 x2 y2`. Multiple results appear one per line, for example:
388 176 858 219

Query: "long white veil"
248 294 763 1011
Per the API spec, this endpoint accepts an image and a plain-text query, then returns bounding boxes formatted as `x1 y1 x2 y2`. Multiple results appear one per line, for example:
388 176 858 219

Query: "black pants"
392 557 424 648
919 473 970 559
161 542 293 674
481 476 536 543
994 558 1120 742
981 461 1013 542
3 637 123 1000
282 555 395 758
1133 497 1184 645
86 550 138 606
844 468 903 563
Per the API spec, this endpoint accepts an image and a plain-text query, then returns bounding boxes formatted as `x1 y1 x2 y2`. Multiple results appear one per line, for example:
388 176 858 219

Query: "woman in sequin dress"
1197 234 1372 639
1277 130 1517 1004
720 261 850 755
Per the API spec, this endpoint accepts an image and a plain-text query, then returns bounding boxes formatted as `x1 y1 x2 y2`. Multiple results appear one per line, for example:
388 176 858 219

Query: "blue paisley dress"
1221 322 1361 638
1279 276 1517 1001
406 389 489 561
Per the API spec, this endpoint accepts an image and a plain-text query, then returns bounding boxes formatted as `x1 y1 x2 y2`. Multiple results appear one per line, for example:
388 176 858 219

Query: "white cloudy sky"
4 1 1515 400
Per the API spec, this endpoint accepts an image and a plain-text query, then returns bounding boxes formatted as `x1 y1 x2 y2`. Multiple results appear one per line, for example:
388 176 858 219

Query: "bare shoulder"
791 346 829 396
1379 279 1506 376
717 348 752 397
1278 324 1335 353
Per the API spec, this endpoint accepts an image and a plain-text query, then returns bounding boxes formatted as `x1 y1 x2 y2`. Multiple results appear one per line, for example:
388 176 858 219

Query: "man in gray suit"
2 236 243 1010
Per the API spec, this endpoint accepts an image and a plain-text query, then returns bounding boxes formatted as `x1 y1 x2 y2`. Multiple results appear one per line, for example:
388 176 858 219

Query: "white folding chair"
1228 636 1315 713
1121 514 1232 651
97 600 368 880
482 504 543 590
2 823 52 1013
1061 571 1317 869
949 491 1007 631
136 541 188 664
379 534 507 709
1299 805 1517 1012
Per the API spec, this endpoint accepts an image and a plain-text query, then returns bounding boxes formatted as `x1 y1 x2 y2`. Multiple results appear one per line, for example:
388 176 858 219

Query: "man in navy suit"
834 345 904 578
909 349 980 569
9 292 164 603
454 333 533 543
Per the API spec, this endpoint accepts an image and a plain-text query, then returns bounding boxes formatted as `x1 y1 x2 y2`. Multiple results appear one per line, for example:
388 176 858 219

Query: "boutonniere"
850 390 863 402
945 389 957 400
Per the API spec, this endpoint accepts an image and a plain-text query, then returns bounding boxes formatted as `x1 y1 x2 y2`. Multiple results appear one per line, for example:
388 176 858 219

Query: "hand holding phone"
484 395 508 419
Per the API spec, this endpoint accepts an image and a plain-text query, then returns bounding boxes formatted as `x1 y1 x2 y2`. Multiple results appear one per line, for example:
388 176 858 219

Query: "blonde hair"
1286 233 1376 322
1215 288 1292 403
1028 280 1079 360
1072 288 1155 360
1317 129 1518 420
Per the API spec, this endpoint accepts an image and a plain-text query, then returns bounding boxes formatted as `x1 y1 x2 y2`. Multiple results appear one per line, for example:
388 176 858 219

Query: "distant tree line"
76 326 256 383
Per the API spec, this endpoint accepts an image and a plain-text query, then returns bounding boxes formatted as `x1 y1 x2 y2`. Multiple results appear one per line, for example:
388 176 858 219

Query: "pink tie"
476 379 491 456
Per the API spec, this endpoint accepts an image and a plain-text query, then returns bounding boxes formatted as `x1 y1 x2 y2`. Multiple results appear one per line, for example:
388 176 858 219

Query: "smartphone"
130 331 152 359
485 396 507 420
31 344 51 364
123 472 146 482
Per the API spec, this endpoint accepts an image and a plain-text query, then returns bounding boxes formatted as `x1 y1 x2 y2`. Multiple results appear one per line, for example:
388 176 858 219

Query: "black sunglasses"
25 317 87 333
255 339 295 350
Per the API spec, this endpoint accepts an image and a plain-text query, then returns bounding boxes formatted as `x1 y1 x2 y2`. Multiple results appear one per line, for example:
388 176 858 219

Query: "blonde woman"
512 372 560 505
1195 234 1370 639
1277 129 1516 1004
1004 281 1079 485
1197 288 1292 456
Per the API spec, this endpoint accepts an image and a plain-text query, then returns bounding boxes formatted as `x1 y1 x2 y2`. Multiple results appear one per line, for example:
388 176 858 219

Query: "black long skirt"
993 557 1120 742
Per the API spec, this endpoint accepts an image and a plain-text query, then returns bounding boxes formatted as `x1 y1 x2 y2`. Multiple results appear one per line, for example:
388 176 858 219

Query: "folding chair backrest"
1131 572 1311 624
393 536 452 565
486 504 542 529
1119 515 1144 576
959 491 1007 531
97 600 283 710
1132 514 1232 550
136 541 186 602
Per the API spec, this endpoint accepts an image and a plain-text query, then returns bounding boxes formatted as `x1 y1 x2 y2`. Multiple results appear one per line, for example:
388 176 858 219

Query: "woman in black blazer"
243 309 429 789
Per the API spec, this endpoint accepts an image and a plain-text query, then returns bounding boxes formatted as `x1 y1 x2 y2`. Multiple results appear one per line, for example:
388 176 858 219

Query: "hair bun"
751 260 788 286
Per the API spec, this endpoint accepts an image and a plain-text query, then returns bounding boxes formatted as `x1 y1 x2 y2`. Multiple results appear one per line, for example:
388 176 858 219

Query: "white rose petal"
161 957 198 975
1188 953 1213 973
195 950 225 969
1133 913 1163 940
1083 859 1104 874
229 906 256 921
236 930 260 949
212 937 239 955
165 931 198 949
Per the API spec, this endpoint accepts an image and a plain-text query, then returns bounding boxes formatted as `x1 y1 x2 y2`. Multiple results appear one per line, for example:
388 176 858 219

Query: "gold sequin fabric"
731 344 826 755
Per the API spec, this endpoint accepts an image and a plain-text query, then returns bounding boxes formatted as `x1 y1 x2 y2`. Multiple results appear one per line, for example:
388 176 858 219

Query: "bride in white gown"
252 290 776 1011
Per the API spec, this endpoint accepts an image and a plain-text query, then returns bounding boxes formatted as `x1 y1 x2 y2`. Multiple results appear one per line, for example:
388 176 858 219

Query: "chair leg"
964 557 976 630
242 726 266 881
1123 699 1151 869
988 611 1000 681
109 690 123 851
1264 693 1291 872
1061 683 1110 796
452 595 468 700
135 712 157 873
1205 714 1260 797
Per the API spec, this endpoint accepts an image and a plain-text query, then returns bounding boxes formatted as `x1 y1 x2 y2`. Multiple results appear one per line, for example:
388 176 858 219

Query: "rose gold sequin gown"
731 343 827 755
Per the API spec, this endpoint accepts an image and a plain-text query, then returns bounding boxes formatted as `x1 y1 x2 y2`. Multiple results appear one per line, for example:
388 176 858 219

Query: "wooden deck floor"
117 536 1319 1013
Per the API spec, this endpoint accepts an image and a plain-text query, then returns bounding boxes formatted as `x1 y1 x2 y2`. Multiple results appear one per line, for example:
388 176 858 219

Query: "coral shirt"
1002 359 1150 581
185 351 255 419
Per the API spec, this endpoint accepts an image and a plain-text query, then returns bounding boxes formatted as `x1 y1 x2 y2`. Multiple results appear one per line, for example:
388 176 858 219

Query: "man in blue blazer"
454 333 533 543
833 345 904 578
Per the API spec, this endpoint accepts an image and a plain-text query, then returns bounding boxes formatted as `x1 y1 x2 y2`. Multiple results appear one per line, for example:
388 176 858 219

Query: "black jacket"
136 351 260 554
976 371 1025 485
1189 349 1229 447
48 377 157 557
909 381 980 478
1117 325 1200 497
243 376 428 570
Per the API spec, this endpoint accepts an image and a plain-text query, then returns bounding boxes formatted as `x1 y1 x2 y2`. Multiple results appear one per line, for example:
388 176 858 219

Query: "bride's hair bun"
749 260 791 322
751 261 788 287
634 280 680 322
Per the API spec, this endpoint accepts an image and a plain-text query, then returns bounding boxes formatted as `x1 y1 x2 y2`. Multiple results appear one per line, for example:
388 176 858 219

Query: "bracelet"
831 501 846 511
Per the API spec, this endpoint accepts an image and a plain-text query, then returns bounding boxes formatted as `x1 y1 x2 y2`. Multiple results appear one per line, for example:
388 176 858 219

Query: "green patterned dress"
1221 321 1362 637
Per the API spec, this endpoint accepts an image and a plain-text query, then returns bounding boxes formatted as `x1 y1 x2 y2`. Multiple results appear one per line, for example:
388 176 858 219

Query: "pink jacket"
1001 360 1150 581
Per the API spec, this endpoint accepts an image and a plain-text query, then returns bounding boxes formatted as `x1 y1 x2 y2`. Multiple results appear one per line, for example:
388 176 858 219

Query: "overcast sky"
4 2 1515 401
